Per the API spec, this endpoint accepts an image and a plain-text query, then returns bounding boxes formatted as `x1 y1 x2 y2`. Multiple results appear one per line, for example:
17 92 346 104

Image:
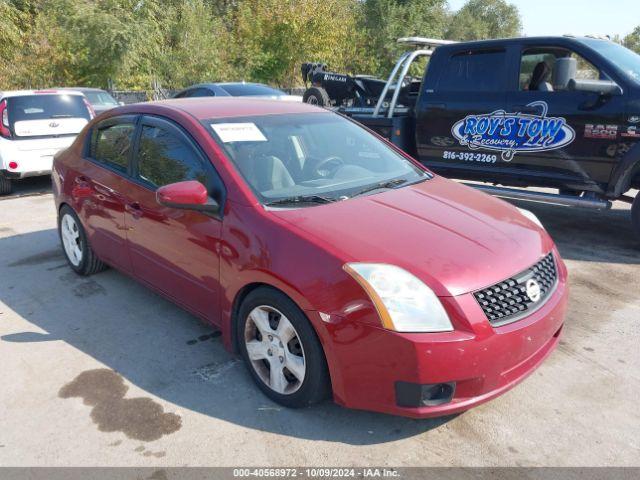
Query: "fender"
607 141 640 198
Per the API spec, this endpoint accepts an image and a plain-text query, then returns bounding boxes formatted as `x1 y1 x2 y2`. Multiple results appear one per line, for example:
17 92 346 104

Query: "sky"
448 0 640 38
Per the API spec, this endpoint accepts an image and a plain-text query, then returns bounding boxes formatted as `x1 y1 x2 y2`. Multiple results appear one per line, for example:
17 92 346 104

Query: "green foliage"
0 0 526 91
624 26 640 54
224 0 373 85
445 0 522 42
362 0 449 74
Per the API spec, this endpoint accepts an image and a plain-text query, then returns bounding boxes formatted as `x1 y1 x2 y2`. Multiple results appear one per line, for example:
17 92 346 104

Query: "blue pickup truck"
303 36 640 238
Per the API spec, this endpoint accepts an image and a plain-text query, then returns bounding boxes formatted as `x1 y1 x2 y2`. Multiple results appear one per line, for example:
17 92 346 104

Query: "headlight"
343 263 453 333
517 207 543 228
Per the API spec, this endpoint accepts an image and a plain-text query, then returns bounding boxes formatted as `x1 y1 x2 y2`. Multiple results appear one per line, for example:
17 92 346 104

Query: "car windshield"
581 39 640 83
84 91 118 106
206 113 429 206
220 84 286 97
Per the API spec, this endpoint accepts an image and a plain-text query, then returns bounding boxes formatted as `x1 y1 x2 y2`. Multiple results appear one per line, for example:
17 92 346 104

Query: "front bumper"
316 263 568 418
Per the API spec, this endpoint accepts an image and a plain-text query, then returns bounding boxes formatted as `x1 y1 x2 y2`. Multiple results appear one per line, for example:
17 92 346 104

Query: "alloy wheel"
244 305 306 395
60 214 83 267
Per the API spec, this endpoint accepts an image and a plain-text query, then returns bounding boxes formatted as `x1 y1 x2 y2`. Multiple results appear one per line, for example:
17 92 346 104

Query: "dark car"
310 36 640 238
61 87 122 115
173 82 302 101
51 97 566 418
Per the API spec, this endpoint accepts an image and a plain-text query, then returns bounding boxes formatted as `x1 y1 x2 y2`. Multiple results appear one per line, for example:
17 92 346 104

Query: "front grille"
474 253 557 327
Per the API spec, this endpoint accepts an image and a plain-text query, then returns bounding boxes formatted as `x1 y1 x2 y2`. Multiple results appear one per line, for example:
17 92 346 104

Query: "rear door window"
436 50 507 92
7 94 91 137
90 122 136 173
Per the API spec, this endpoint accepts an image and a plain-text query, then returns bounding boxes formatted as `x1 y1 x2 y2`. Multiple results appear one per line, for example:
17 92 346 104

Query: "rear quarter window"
436 50 507 92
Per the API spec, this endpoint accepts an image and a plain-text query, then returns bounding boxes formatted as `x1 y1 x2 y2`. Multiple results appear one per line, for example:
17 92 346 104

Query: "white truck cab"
0 89 94 195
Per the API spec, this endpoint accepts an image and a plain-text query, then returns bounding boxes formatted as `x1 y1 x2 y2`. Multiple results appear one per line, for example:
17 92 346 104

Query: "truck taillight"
0 100 10 138
83 97 96 119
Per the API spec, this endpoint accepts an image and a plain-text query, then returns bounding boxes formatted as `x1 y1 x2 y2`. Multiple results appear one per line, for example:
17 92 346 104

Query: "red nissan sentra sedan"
52 98 568 418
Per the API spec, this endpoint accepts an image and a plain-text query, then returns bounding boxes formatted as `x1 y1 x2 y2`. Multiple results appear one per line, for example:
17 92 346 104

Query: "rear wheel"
237 287 330 408
0 174 12 195
632 194 640 240
303 87 331 107
58 205 106 276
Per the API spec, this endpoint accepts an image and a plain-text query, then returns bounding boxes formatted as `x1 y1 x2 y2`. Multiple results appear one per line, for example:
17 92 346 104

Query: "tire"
0 174 12 196
303 87 331 107
632 194 640 240
58 205 106 276
237 287 331 408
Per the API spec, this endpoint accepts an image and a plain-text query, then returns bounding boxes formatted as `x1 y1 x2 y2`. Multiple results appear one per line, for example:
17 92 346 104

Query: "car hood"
271 176 554 297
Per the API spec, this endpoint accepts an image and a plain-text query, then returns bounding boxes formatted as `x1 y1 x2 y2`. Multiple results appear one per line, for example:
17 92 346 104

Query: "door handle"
125 202 143 219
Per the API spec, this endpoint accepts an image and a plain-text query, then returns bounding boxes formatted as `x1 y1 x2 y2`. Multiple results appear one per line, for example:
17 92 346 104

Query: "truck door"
415 47 509 179
504 45 627 191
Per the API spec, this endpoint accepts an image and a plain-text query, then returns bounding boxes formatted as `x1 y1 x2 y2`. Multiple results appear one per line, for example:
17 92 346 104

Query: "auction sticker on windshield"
451 101 575 162
211 123 267 143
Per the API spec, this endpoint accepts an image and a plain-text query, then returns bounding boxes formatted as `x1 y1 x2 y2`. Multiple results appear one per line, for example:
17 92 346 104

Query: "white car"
0 89 93 195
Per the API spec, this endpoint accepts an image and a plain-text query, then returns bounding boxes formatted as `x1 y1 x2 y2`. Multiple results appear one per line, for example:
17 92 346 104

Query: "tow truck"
303 36 640 238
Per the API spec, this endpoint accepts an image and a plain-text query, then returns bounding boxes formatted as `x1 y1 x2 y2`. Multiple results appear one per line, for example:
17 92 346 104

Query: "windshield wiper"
350 178 409 198
51 114 73 118
265 194 337 207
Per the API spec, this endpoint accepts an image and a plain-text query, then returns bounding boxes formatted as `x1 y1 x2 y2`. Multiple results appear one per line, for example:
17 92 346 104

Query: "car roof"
58 87 109 93
0 89 85 99
123 97 322 120
438 35 610 52
216 82 278 88
185 82 275 88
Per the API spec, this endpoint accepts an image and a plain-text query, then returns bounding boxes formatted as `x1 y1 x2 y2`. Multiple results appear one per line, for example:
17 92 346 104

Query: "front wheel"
632 194 640 240
58 205 106 276
237 287 330 408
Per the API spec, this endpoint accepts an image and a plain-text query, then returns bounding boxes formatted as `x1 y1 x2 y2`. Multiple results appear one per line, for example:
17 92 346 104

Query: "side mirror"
156 180 220 214
118 101 125 106
568 78 623 96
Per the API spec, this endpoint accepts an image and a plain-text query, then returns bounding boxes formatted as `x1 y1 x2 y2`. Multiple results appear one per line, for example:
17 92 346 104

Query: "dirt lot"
0 179 639 467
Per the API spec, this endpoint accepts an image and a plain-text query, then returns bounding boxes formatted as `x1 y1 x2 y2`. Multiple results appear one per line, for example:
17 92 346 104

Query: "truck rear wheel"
0 174 12 196
632 194 640 240
303 87 331 107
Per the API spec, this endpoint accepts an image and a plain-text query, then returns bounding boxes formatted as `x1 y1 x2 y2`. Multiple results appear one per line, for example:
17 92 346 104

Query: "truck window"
519 48 601 92
436 50 506 92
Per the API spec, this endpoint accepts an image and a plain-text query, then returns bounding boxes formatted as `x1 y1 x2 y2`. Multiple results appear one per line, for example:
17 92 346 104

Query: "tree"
445 0 522 42
362 0 449 74
624 26 640 54
224 0 371 86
